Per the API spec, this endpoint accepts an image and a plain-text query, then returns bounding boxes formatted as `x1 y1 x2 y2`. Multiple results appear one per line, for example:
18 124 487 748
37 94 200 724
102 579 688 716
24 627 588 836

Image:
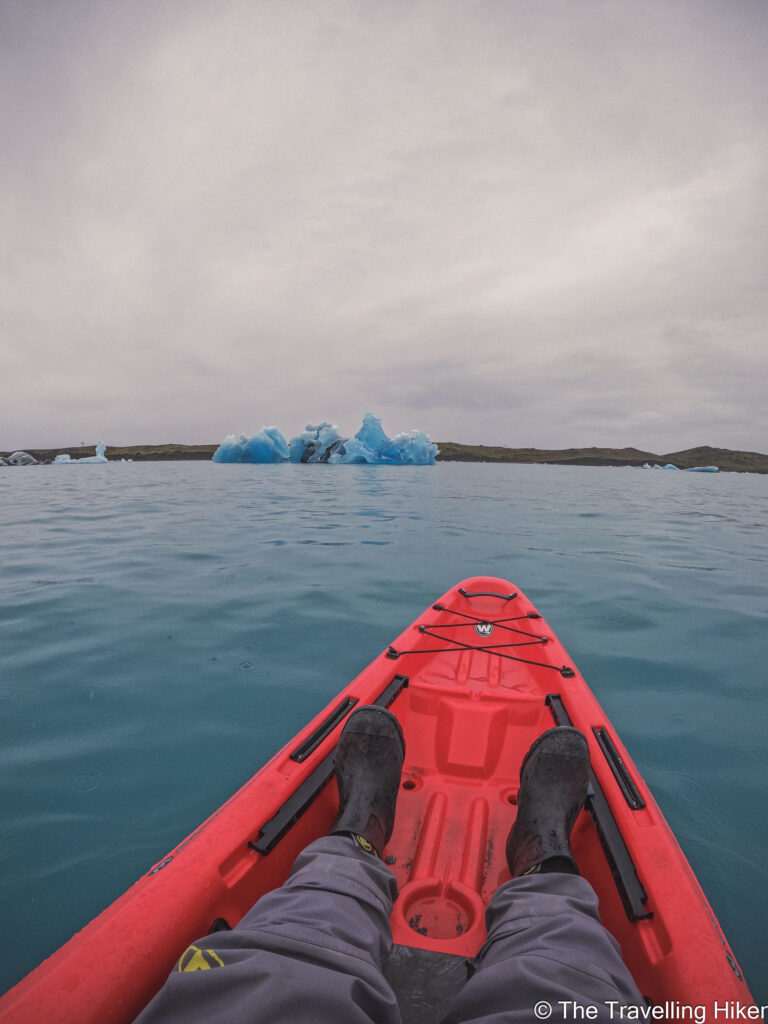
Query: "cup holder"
400 881 477 940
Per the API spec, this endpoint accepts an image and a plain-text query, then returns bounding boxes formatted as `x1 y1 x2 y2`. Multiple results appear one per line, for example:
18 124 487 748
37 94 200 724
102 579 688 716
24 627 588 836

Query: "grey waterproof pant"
136 836 643 1023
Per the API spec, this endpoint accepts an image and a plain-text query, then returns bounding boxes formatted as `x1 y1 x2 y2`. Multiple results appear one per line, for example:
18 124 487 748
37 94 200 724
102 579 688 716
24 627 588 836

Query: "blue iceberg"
212 427 290 464
213 413 439 465
288 422 346 463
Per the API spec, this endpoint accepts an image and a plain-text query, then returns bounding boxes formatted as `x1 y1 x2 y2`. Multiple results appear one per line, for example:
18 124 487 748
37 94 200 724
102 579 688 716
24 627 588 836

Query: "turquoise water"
1 462 767 1001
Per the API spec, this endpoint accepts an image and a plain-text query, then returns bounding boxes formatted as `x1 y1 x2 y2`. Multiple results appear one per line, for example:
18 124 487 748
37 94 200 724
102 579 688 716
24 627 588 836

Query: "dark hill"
435 443 768 474
659 446 768 474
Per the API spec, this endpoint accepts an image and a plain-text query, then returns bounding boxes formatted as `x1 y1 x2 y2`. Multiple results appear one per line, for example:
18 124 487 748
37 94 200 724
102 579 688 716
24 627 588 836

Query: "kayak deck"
0 577 752 1022
382 586 647 957
379 585 748 1003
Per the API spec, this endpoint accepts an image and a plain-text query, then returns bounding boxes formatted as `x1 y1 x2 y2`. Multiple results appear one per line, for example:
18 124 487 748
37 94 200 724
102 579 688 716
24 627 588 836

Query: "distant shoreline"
434 442 768 474
4 442 768 473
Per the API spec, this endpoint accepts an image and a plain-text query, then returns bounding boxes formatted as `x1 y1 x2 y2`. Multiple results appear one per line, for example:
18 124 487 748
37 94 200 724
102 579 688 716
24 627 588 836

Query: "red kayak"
0 577 753 1021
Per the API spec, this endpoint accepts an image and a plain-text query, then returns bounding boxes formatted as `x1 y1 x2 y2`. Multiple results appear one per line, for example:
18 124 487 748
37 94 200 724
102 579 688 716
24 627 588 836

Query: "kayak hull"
0 578 752 1021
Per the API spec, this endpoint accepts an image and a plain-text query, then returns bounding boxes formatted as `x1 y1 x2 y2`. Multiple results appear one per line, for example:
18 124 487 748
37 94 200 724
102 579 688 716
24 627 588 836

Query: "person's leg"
136 707 406 1024
135 835 402 1024
442 871 643 1023
443 727 643 1024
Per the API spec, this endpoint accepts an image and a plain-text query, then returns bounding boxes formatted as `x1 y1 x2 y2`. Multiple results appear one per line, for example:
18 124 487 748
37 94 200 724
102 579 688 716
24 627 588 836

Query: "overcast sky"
2 0 767 452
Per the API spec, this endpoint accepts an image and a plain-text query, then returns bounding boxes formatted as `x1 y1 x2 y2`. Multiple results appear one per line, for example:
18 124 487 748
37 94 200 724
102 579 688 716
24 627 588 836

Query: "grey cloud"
1 0 767 451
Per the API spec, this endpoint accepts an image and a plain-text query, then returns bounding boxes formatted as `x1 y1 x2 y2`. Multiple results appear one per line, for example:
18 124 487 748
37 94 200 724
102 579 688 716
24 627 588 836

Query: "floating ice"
332 414 438 465
213 413 438 465
0 451 38 466
212 427 290 464
641 462 718 472
54 441 110 464
288 423 345 464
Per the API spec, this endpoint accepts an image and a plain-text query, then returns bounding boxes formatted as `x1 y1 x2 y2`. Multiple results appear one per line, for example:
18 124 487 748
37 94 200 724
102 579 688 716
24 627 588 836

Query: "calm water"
1 462 767 1000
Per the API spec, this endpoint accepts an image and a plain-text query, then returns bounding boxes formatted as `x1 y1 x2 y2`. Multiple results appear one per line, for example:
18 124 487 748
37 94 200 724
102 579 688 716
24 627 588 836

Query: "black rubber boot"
328 706 405 856
506 726 590 877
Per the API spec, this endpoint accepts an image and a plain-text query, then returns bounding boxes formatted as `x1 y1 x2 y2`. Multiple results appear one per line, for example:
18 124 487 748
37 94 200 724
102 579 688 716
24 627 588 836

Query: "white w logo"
475 622 495 637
